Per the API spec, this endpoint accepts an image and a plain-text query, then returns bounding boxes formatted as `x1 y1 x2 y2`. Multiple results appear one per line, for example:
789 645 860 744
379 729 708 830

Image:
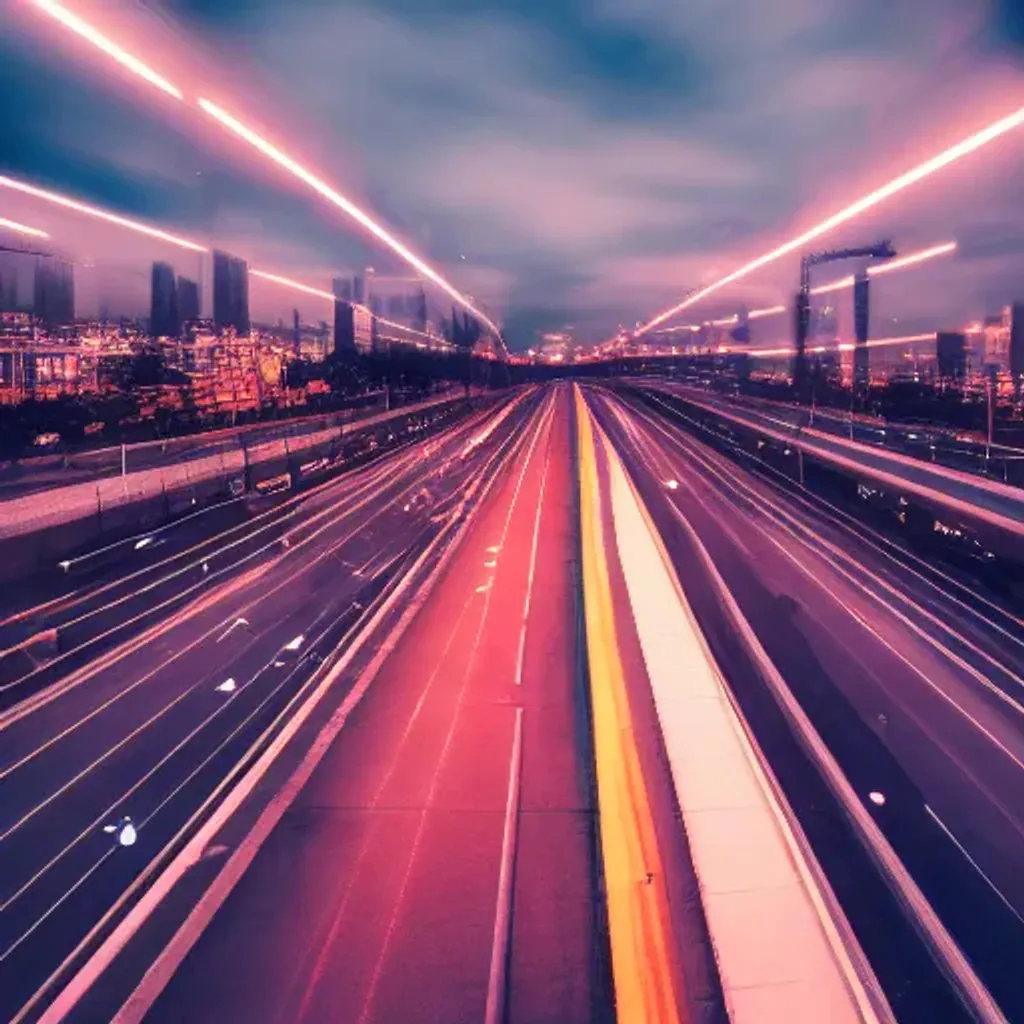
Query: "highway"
583 384 1024 1022
0 384 587 1023
633 380 1024 544
4 379 1024 1023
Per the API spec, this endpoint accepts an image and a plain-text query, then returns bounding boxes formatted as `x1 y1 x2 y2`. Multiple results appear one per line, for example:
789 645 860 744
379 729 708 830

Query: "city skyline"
3 2 1024 346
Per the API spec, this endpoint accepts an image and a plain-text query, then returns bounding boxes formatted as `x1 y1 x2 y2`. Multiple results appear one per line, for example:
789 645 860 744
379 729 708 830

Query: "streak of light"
723 332 938 359
660 241 959 330
0 175 207 252
638 104 1024 335
810 275 855 296
867 240 958 277
0 217 49 238
198 98 502 337
30 0 183 100
250 269 332 302
251 268 442 344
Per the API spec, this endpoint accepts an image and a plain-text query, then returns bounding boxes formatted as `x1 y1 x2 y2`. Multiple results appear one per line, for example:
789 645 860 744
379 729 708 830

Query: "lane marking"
484 706 524 1024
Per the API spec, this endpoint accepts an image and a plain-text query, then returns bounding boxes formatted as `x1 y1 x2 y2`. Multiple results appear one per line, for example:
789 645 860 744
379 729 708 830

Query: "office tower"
177 275 200 326
853 272 870 390
151 261 179 338
32 256 74 326
936 332 967 382
212 250 250 335
413 288 428 333
1010 302 1024 395
333 300 356 355
792 291 810 396
332 276 352 303
352 275 366 305
292 308 301 352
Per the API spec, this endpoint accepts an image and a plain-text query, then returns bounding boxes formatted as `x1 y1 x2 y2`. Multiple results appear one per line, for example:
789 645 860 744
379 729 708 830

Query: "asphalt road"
134 382 612 1024
0 385 553 1023
646 382 1024 528
585 384 1024 1022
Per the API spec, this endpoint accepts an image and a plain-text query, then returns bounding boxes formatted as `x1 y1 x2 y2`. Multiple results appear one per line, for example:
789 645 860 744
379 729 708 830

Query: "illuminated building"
150 261 178 338
1011 303 1024 395
213 250 250 336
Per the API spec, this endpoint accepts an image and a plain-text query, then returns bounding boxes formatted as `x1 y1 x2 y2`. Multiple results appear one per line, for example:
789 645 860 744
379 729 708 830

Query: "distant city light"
198 98 502 337
30 0 183 100
0 216 49 238
638 104 1024 335
0 175 207 252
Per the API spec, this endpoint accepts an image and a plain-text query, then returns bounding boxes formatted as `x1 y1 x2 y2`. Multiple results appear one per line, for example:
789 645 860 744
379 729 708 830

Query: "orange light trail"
30 0 183 100
198 98 501 337
0 175 207 251
638 102 1024 335
0 217 49 238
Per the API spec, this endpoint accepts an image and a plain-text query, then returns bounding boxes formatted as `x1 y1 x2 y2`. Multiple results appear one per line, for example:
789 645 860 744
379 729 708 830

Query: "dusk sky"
3 0 1024 347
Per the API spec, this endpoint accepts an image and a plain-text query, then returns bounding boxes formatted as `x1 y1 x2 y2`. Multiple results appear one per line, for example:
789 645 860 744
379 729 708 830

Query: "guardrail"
637 384 1024 542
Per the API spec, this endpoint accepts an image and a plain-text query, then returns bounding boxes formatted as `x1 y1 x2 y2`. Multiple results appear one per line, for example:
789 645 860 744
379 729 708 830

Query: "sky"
2 0 1024 348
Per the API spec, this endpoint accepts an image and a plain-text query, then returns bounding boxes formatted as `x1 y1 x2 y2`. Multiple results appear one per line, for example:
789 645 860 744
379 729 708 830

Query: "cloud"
4 0 1024 346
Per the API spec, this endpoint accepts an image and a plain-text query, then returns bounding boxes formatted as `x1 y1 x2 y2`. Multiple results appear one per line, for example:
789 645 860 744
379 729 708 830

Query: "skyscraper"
1010 302 1024 395
212 250 250 335
936 332 967 383
32 257 74 326
151 262 179 338
177 275 200 326
853 272 870 390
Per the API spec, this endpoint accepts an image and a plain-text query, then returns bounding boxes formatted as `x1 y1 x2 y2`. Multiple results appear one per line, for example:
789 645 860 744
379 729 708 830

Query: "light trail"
638 104 1024 335
656 240 958 331
250 268 443 344
725 332 938 359
198 98 501 337
0 175 207 252
30 0 183 100
867 240 958 277
27 1 499 339
0 217 49 239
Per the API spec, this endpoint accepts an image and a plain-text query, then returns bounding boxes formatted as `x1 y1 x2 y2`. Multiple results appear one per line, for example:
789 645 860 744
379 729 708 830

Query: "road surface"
584 384 1024 1022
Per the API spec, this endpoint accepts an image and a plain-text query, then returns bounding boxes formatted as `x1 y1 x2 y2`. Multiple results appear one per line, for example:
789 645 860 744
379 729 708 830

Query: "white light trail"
749 304 786 319
0 175 207 252
0 216 49 238
30 0 183 100
198 98 501 337
719 332 938 359
639 104 1024 335
251 268 441 343
810 275 856 297
867 240 958 277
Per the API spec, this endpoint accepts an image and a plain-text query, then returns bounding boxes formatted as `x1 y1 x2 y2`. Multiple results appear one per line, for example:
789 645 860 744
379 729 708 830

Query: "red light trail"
24 1 500 338
0 217 49 238
0 175 207 251
30 0 183 100
638 103 1024 335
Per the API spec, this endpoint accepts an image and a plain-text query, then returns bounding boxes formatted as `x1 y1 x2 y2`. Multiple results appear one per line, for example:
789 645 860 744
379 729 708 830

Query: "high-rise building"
936 332 967 382
32 257 74 326
1010 302 1024 394
151 262 179 338
332 276 352 303
352 275 366 305
212 250 250 335
853 272 870 390
333 299 356 355
177 275 200 326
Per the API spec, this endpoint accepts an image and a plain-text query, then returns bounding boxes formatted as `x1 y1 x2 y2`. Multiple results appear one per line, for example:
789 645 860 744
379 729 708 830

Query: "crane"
794 240 896 399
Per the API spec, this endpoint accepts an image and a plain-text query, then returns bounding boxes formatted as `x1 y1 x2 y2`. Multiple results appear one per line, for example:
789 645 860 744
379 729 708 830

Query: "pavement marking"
484 705 524 1024
26 393 541 1024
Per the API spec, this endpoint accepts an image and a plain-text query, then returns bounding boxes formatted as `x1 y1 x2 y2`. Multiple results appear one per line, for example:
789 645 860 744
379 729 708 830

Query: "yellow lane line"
574 385 683 1024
